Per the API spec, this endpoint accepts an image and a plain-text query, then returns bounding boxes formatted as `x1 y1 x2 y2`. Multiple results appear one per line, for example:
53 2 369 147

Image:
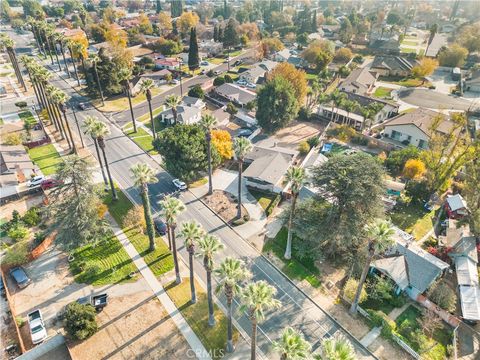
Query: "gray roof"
425 33 448 57
451 236 478 263
372 256 410 290
181 96 204 107
456 256 478 287
160 105 201 123
339 67 377 93
384 108 454 136
243 147 294 186
0 145 36 173
258 60 278 71
215 83 256 105
459 286 480 321
240 66 266 81
276 49 291 59
371 55 418 72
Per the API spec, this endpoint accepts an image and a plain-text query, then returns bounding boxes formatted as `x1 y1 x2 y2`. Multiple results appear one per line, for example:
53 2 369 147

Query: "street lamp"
71 106 85 148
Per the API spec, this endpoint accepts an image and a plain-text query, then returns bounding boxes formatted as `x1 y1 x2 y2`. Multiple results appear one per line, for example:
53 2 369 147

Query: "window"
407 135 412 141
418 139 427 149
391 130 402 140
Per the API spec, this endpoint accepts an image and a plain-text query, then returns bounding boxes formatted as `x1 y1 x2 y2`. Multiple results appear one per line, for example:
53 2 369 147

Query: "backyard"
263 227 321 288
373 86 394 99
388 201 437 240
27 143 62 176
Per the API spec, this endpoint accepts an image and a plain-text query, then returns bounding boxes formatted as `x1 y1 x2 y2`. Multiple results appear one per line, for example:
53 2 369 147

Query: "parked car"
233 60 243 67
27 175 45 187
28 310 47 344
200 61 209 66
246 83 256 89
154 218 167 235
213 70 224 76
237 128 254 138
171 79 180 84
40 179 62 190
0 276 5 296
236 79 247 86
77 102 87 110
172 178 187 191
9 267 31 289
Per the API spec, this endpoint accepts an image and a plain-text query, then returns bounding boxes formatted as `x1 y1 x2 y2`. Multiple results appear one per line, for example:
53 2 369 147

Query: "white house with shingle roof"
215 83 256 107
338 67 378 95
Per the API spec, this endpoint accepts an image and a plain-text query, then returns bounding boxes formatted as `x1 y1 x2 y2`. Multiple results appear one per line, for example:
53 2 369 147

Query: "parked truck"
27 309 47 345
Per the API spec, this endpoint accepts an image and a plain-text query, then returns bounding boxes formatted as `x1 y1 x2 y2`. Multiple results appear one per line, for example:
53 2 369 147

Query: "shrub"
224 74 233 83
368 277 394 302
187 84 205 99
368 310 396 339
15 316 26 327
22 207 41 227
3 242 29 266
353 55 364 64
123 206 146 233
298 141 310 155
15 101 28 109
405 180 431 203
327 125 356 142
65 302 98 340
8 226 30 241
3 133 23 145
265 194 281 217
298 106 312 121
389 294 407 308
32 231 47 249
213 76 225 86
307 136 320 148
344 278 367 303
83 264 101 279
351 135 369 146
428 281 456 312
231 218 246 226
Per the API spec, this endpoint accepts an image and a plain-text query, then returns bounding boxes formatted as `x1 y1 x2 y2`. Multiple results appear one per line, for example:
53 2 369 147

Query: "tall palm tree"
349 220 395 314
342 100 358 126
89 54 105 107
0 35 26 90
30 65 49 115
197 234 224 326
284 166 306 260
233 137 252 219
320 334 356 360
43 24 56 66
56 33 70 77
118 67 137 133
240 280 281 360
215 257 251 353
40 72 67 140
26 17 43 56
130 163 158 250
82 116 109 189
20 55 42 110
35 20 48 58
66 39 80 86
51 89 76 153
200 114 218 195
140 79 157 137
360 106 372 132
334 93 347 123
180 221 205 303
165 94 181 125
273 327 311 360
160 196 186 284
72 41 88 81
44 84 63 133
328 89 342 122
49 30 63 71
95 121 117 200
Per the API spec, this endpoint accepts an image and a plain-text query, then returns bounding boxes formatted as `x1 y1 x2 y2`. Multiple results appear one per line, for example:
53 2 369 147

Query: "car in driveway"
213 70 224 76
172 178 187 191
77 102 87 110
236 79 247 86
40 179 62 190
27 175 45 187
154 218 167 235
28 310 47 345
237 128 254 138
246 83 256 89
9 267 31 289
200 61 209 66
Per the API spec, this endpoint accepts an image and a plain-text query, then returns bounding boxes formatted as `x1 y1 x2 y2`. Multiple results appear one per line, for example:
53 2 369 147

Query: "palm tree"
49 30 63 71
89 54 105 107
349 220 395 314
273 327 311 360
140 79 157 137
320 334 356 360
197 234 224 326
342 100 358 126
359 106 372 132
284 166 306 260
118 67 137 133
160 196 186 284
56 33 70 77
35 20 48 58
26 17 44 56
328 89 342 122
180 221 205 303
0 35 26 90
130 163 158 250
44 84 63 133
165 94 181 125
72 41 88 81
66 39 80 86
240 280 281 360
333 93 347 123
51 89 76 153
20 55 42 110
233 137 252 219
82 116 109 189
200 114 218 195
95 121 117 200
43 24 56 66
426 23 438 55
215 257 251 353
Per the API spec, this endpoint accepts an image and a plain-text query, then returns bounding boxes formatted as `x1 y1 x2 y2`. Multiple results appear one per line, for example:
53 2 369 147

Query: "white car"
28 310 47 345
172 179 187 191
246 83 256 89
200 61 209 66
27 175 45 187
236 80 247 86
170 79 180 84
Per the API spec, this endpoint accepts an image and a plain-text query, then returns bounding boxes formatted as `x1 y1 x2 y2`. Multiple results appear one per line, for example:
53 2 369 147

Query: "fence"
29 231 56 261
23 136 51 149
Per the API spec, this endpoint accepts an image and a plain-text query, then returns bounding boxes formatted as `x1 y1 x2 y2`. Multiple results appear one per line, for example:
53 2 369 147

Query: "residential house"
199 40 223 57
370 55 418 77
56 27 87 39
258 60 278 72
154 57 180 70
307 31 324 42
273 50 305 68
382 108 455 149
159 105 202 125
445 194 468 219
274 49 292 62
120 17 141 29
369 39 400 55
0 145 39 181
127 45 154 60
322 25 340 39
212 107 230 126
318 91 398 129
425 33 448 58
131 69 173 95
215 83 256 107
238 66 266 84
243 146 296 193
0 172 19 203
181 96 206 109
338 67 378 96
371 227 449 299
465 71 480 93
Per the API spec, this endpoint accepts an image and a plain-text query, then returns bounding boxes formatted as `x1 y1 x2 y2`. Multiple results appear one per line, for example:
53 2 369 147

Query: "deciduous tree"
177 11 199 36
412 58 438 82
438 44 468 67
403 159 426 180
267 63 308 104
211 129 233 160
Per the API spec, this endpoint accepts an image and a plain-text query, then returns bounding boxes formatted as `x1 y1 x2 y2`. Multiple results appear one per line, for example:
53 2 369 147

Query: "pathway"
106 213 210 360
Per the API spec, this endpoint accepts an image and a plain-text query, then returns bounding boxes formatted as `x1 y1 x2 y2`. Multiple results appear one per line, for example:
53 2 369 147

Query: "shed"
456 257 479 287
459 286 480 321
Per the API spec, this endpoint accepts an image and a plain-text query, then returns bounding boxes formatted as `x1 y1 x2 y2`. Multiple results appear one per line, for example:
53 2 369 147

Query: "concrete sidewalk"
106 213 211 360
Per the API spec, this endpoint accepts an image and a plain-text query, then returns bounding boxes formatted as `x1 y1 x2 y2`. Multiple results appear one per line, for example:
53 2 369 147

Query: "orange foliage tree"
211 129 233 160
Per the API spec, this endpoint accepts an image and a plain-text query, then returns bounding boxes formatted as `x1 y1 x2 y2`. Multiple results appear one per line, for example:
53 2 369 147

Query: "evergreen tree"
223 18 238 48
213 24 218 42
218 26 224 42
223 0 229 19
156 0 161 14
188 27 199 71
171 0 183 17
172 20 178 36
311 9 317 32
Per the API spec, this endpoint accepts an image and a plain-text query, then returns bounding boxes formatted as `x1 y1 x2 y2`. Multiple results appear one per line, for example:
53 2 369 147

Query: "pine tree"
223 0 229 19
223 18 238 48
218 26 224 42
172 20 178 35
156 0 161 14
188 27 199 71
171 0 183 17
213 24 218 42
311 9 317 32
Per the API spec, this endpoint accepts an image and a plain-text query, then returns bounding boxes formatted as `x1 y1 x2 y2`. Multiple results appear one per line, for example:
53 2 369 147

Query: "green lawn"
378 75 430 88
103 189 174 277
389 202 436 240
248 188 277 211
360 296 395 315
125 128 158 155
0 117 4 125
137 107 164 122
28 144 62 175
395 305 452 360
373 87 394 99
400 47 418 54
401 40 418 46
189 177 208 188
165 278 238 359
228 50 242 57
69 233 138 285
207 57 225 65
143 116 167 135
305 73 317 81
263 228 321 287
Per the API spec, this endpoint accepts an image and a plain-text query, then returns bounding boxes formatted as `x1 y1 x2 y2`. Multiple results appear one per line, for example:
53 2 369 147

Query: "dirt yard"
68 291 191 360
1 193 44 221
203 190 249 224
253 121 326 150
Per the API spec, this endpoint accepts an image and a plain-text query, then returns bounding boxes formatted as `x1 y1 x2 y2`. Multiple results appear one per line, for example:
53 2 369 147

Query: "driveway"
397 88 476 111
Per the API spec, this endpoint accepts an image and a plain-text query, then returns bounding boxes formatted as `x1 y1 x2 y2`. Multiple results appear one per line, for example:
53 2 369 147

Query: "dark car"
77 103 87 110
41 179 62 190
9 267 31 289
233 59 243 67
0 277 5 295
237 128 254 138
154 218 167 236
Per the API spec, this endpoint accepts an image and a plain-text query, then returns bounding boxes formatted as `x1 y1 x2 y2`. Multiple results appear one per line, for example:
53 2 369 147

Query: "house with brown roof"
371 55 418 77
382 108 455 149
338 67 378 96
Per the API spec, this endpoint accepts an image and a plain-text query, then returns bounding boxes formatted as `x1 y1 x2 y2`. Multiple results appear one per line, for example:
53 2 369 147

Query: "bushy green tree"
65 302 98 340
384 146 420 176
188 27 199 71
256 77 299 134
153 125 221 182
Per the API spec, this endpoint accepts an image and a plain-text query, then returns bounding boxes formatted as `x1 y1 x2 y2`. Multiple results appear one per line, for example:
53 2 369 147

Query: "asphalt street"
7 29 376 359
398 88 478 111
